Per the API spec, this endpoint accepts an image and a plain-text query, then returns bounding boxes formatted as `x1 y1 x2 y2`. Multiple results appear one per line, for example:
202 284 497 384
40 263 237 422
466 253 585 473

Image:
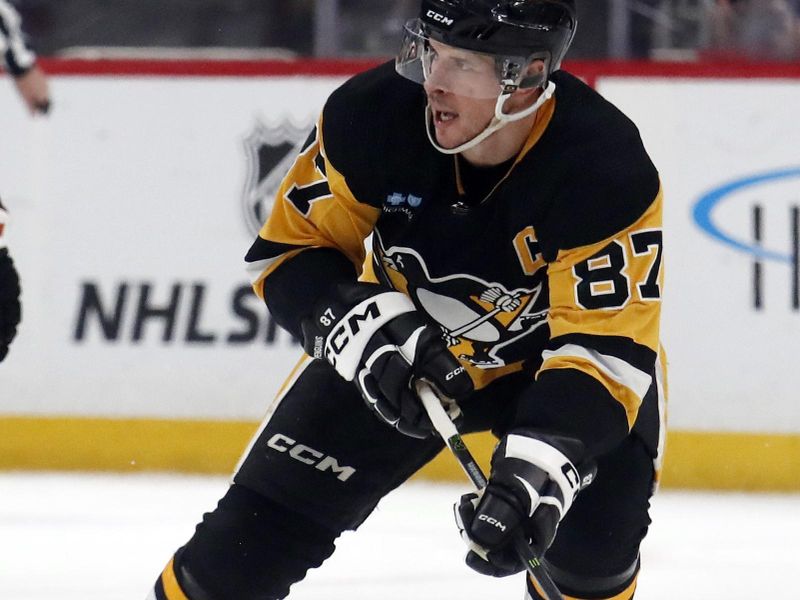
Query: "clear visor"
395 19 530 99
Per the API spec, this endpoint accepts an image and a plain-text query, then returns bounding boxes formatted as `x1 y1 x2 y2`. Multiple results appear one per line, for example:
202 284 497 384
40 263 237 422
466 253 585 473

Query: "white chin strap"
426 80 556 155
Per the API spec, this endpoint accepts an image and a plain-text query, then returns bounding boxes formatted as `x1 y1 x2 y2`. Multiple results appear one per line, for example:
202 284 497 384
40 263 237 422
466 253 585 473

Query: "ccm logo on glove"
310 291 415 380
322 300 378 358
302 282 473 438
477 514 507 532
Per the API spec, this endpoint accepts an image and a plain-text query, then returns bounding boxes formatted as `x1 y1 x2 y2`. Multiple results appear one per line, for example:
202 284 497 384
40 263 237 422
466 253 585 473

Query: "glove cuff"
493 429 594 517
302 283 416 380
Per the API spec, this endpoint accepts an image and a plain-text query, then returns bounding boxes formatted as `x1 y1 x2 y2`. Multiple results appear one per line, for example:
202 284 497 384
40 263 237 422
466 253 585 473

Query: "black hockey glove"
455 429 596 577
301 282 473 438
0 203 22 362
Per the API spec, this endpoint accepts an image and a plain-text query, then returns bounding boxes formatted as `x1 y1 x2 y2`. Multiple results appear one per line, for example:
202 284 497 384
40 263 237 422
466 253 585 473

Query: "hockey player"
0 198 21 362
151 1 666 598
0 0 50 114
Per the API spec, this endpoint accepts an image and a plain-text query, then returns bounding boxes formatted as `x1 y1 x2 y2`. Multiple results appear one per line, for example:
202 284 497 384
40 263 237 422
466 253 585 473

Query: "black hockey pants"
171 357 658 599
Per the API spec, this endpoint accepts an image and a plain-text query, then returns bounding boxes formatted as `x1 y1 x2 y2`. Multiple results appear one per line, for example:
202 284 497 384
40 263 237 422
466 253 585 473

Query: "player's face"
423 41 501 150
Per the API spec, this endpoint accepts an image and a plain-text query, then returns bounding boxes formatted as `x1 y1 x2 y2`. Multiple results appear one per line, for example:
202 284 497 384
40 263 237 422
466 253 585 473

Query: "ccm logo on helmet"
478 514 507 532
426 9 455 26
267 433 356 482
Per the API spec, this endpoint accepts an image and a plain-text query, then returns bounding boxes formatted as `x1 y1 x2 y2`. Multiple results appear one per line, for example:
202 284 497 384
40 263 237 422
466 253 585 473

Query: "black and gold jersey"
245 61 665 456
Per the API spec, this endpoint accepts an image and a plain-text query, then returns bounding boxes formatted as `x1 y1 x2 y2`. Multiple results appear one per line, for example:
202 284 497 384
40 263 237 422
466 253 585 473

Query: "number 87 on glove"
301 282 474 438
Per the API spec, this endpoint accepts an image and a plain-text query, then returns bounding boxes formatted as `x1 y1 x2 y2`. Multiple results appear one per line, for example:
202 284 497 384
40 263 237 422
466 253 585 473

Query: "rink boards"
1 59 799 490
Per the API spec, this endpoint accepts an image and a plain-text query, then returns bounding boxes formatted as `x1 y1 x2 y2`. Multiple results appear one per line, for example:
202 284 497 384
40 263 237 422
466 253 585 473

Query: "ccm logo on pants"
266 433 356 482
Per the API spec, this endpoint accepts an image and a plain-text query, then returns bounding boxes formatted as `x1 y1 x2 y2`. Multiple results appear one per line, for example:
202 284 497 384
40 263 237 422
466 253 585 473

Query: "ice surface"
0 473 798 599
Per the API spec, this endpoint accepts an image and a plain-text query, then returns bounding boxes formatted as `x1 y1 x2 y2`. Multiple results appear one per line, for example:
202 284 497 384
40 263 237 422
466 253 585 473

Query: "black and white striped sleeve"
0 0 36 76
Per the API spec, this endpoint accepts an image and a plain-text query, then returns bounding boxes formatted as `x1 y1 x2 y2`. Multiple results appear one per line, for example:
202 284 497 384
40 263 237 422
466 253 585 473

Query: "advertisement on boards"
0 75 345 419
1 68 799 438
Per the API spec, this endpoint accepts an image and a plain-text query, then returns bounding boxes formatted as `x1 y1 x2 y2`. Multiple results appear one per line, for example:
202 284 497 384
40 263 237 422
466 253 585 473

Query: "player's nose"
423 63 453 95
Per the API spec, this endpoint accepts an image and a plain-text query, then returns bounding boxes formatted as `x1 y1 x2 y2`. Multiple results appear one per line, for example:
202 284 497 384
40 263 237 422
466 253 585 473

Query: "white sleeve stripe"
541 343 652 402
244 255 284 283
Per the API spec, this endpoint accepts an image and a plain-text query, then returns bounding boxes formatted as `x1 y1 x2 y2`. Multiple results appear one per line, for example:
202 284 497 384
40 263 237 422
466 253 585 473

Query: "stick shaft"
418 383 564 600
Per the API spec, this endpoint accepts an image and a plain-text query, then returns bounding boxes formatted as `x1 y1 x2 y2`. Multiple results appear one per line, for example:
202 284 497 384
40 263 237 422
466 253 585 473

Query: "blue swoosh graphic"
693 167 800 263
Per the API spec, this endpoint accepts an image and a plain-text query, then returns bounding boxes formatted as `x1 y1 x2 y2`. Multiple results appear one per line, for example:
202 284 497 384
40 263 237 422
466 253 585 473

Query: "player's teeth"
441 112 456 122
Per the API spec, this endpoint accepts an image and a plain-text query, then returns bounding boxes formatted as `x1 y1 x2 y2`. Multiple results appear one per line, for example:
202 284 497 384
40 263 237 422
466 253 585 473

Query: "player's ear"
514 60 546 98
527 59 546 78
511 60 546 104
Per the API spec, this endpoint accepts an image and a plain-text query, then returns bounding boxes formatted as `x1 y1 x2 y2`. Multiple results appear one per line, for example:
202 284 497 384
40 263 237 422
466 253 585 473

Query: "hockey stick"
417 382 564 600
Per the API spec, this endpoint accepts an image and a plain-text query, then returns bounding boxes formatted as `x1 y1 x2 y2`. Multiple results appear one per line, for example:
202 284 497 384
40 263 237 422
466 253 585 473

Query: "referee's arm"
0 0 50 114
0 0 36 75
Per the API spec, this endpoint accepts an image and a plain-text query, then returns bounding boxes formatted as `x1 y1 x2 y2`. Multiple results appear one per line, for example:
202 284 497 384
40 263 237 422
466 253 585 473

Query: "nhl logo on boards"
241 119 312 237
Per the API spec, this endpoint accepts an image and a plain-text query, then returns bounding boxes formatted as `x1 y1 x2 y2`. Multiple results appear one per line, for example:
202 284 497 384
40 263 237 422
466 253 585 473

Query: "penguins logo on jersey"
375 239 548 368
241 119 312 236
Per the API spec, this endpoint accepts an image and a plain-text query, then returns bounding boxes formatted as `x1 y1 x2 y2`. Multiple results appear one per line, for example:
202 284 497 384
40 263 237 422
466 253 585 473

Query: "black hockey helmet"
397 0 577 96
421 0 576 71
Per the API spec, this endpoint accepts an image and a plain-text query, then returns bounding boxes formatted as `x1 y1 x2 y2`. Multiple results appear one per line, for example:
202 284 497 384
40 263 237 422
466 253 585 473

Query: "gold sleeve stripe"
539 344 651 429
158 558 190 600
551 575 637 600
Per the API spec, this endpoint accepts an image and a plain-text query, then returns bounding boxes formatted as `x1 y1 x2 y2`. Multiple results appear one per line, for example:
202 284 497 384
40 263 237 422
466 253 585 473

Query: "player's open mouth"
435 110 458 124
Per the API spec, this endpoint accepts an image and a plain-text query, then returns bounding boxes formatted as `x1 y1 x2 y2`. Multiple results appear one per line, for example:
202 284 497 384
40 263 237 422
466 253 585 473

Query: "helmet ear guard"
495 52 549 91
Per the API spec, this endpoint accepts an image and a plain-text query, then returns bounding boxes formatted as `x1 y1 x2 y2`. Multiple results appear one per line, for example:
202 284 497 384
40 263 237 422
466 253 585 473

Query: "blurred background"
1 0 799 483
1 0 799 487
13 0 800 62
1 2 799 597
